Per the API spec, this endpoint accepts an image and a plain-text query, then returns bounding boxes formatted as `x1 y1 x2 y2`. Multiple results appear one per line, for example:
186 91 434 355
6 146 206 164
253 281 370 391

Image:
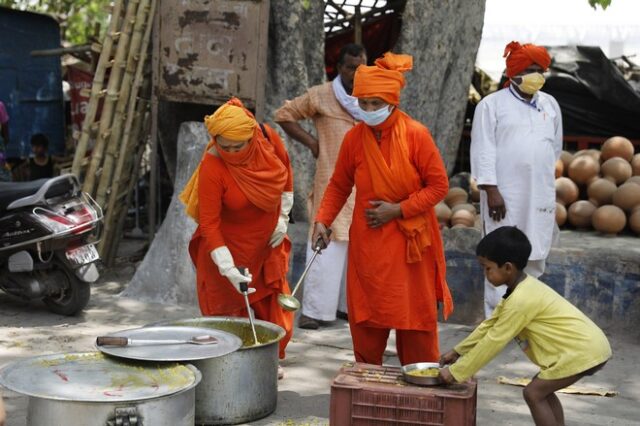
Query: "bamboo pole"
99 0 157 260
82 0 141 197
71 0 124 176
103 98 151 264
96 0 152 208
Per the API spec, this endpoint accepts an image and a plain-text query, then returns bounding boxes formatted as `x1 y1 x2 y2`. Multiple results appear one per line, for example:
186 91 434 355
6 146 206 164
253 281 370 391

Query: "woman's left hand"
365 200 402 228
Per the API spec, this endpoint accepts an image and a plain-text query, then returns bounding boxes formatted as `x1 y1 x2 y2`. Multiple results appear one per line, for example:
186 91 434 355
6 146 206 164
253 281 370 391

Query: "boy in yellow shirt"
440 226 611 426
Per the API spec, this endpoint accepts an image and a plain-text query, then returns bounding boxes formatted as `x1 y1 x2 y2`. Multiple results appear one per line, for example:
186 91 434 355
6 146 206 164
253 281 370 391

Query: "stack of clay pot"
436 187 478 229
556 136 640 236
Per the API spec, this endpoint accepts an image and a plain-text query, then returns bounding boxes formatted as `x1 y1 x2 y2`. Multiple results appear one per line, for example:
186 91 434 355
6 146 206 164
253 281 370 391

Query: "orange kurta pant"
316 110 452 365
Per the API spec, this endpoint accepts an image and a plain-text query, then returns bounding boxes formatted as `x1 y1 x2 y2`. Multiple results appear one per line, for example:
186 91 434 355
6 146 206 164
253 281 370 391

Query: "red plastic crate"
330 363 477 426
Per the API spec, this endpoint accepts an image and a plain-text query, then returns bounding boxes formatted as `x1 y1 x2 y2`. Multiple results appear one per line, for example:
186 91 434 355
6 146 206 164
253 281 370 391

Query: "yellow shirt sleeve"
449 300 530 382
454 314 497 355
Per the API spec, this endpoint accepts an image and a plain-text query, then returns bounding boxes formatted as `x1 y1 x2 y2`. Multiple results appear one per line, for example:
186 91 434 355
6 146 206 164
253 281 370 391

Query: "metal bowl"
401 362 442 386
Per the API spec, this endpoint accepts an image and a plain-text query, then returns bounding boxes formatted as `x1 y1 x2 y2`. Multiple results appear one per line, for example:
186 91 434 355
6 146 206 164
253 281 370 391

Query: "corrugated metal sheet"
157 0 269 116
0 7 64 157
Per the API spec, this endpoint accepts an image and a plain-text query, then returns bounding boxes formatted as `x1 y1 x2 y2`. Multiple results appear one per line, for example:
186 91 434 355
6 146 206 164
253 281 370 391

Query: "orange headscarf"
352 52 413 105
504 41 551 78
180 98 287 220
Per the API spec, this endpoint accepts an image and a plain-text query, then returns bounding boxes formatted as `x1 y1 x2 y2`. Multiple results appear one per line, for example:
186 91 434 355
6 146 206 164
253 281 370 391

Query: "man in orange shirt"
276 44 366 330
313 52 453 365
181 98 294 377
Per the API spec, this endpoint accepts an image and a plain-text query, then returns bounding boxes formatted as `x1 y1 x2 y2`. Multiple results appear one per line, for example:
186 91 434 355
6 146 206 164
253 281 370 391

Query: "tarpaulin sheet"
544 45 640 139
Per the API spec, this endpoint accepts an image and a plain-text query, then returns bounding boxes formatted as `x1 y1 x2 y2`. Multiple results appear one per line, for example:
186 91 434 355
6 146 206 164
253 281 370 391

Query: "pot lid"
96 326 242 362
0 352 201 402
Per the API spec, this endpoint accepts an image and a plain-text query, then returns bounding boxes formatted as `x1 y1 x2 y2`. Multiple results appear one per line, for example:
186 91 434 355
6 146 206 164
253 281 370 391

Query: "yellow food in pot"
406 368 439 377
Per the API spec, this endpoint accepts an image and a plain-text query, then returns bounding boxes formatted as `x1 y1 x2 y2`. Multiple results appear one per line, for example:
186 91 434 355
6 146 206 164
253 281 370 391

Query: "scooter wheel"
42 262 91 316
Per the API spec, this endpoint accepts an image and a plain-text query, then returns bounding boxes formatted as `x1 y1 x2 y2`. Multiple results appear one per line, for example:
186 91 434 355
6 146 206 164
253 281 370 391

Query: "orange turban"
504 41 551 78
352 52 413 105
204 98 257 143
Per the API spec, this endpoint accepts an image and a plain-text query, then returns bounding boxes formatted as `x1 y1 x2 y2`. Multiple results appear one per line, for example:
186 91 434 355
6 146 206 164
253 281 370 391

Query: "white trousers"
301 240 348 321
483 259 546 318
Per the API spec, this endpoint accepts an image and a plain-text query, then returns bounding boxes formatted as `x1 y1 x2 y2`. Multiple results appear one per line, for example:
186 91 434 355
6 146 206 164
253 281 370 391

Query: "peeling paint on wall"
157 0 268 111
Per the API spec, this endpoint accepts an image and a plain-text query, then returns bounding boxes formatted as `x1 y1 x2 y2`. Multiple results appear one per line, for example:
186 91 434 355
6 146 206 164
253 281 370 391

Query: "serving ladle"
277 229 331 312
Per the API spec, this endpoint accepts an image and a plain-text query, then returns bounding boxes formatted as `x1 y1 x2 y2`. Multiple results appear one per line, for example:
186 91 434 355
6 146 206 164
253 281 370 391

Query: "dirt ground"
1 249 639 425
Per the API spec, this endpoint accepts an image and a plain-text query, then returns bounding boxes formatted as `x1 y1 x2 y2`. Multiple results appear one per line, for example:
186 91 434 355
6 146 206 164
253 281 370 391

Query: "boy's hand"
439 350 460 366
439 367 456 385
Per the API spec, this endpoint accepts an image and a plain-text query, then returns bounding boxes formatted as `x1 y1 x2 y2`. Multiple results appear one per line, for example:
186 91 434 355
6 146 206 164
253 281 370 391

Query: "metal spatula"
96 335 218 347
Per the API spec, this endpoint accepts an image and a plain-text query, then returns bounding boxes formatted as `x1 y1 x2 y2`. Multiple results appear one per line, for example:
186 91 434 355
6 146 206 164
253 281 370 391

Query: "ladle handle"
96 336 129 346
314 228 332 251
237 267 250 293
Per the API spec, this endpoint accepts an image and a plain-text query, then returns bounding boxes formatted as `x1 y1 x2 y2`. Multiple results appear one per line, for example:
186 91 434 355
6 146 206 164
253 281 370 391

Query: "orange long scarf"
361 110 431 263
181 126 287 221
215 126 287 212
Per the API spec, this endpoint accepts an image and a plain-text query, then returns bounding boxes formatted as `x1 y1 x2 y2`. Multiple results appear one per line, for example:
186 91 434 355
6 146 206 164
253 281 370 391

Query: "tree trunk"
264 0 326 223
396 0 486 173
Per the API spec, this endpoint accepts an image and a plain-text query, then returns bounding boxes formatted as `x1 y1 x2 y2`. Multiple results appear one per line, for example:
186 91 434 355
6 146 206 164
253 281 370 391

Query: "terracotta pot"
629 209 640 235
601 136 634 162
555 177 579 206
451 203 477 215
450 209 475 227
587 178 617 206
445 187 468 208
574 149 601 163
592 205 627 235
612 182 640 212
559 150 574 173
568 155 599 185
567 200 597 229
556 202 567 226
601 158 633 185
555 159 564 179
470 178 480 202
632 153 640 176
435 202 452 227
626 176 640 186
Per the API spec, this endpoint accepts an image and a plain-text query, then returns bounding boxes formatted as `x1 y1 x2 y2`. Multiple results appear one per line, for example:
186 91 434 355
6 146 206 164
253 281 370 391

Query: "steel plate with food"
401 362 442 386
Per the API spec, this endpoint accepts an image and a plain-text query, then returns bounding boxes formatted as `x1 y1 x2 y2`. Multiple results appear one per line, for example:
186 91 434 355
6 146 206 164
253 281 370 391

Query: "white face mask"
360 104 393 126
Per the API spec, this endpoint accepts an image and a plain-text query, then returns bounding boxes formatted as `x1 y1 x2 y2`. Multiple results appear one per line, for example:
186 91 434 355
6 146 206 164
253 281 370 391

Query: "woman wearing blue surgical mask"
312 52 453 366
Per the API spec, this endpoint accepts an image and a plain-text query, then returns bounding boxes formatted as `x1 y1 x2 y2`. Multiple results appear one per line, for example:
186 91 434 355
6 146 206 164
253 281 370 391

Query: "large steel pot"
0 352 201 426
152 317 285 425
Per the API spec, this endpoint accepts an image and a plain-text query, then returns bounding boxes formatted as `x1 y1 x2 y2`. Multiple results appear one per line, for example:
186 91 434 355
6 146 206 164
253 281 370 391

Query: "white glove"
269 191 294 247
210 246 255 294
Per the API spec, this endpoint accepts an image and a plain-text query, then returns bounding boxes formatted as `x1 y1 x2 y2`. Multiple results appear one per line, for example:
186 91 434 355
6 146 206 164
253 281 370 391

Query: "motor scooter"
0 174 102 315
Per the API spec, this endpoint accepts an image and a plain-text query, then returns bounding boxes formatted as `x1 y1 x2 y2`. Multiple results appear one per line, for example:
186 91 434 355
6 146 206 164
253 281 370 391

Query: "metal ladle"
238 267 259 346
278 229 331 312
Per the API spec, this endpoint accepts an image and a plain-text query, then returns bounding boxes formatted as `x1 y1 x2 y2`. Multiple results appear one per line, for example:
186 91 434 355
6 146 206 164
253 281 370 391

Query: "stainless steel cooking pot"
151 317 285 425
0 352 201 426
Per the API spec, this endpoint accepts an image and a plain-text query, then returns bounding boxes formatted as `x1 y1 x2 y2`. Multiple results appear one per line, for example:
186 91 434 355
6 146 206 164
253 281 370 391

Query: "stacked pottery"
555 136 640 236
440 187 477 229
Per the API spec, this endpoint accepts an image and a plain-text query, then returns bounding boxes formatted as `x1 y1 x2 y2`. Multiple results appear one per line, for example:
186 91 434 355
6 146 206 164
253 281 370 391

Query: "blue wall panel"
0 7 64 157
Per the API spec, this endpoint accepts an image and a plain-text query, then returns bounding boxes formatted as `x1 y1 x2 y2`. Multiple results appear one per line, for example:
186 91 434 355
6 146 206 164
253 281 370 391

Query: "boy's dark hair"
30 133 49 148
337 43 366 65
476 226 531 270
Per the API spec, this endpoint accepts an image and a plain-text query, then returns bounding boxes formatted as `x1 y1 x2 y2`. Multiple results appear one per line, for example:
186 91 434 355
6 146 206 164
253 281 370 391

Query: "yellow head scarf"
180 98 257 220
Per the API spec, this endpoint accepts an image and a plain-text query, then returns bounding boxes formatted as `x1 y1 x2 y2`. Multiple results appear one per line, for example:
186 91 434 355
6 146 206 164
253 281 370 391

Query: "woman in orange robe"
181 98 294 362
314 53 453 365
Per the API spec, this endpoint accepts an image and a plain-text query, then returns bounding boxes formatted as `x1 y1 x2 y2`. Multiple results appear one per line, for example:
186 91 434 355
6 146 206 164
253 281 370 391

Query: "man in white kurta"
471 41 563 318
275 44 366 329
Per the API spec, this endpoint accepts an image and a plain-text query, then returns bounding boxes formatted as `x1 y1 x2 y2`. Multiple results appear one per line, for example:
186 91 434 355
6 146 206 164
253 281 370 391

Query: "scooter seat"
0 178 50 212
